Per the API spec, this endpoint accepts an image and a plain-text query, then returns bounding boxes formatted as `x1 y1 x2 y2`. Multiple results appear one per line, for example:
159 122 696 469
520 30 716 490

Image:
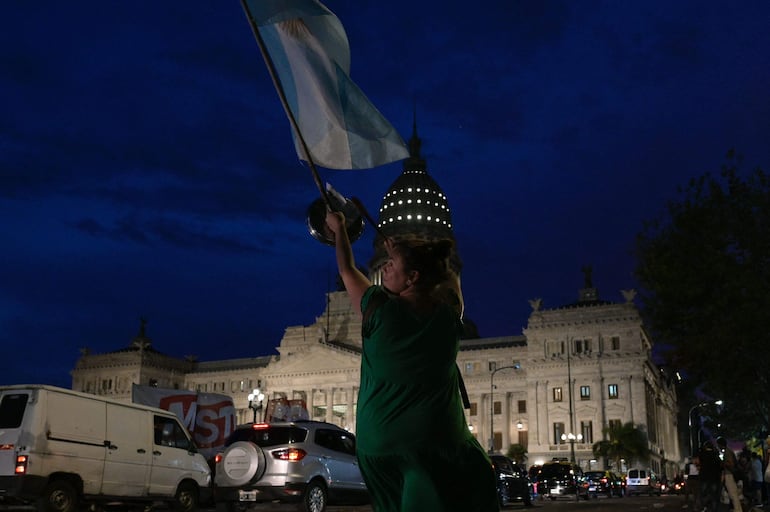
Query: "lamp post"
489 364 520 453
688 399 722 455
561 432 583 463
248 388 265 423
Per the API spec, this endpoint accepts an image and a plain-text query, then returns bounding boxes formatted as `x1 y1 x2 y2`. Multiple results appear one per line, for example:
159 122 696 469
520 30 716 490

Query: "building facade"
70 125 681 477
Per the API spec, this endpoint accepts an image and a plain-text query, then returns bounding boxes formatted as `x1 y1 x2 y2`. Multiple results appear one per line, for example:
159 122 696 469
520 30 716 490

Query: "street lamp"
561 432 583 463
688 399 722 455
489 364 520 453
248 388 265 423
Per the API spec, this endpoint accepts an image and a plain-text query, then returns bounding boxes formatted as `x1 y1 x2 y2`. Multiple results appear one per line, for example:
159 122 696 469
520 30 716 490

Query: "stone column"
348 386 356 432
326 387 334 423
310 388 319 420
501 391 510 450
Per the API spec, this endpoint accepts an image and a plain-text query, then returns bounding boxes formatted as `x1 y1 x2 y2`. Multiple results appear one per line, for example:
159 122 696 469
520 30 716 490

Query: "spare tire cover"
216 441 266 487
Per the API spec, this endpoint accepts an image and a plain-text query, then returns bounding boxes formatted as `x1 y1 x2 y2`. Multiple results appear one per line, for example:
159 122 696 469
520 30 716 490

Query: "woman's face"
382 250 412 294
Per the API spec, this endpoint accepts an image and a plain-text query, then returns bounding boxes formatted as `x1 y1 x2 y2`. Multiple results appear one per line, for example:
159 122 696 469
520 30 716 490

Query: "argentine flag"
242 0 409 170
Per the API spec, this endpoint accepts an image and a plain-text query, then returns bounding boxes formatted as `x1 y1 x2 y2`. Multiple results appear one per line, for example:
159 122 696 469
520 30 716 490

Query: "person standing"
325 210 499 512
683 456 701 510
750 452 763 506
717 436 743 512
699 440 723 512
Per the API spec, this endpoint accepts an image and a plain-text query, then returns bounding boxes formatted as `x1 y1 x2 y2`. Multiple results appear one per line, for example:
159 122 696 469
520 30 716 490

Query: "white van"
0 385 211 512
625 468 661 496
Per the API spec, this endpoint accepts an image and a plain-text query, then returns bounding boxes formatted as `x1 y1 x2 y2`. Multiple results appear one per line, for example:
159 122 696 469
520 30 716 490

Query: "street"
210 493 702 512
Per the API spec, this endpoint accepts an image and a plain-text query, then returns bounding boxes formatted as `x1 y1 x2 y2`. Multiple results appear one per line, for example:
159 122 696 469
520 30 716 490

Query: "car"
582 470 624 498
659 475 684 495
214 421 368 512
625 468 662 496
537 460 587 500
664 475 686 494
490 455 533 507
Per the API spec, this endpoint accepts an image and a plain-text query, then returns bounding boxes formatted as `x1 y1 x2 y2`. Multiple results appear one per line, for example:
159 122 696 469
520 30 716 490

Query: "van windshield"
0 393 28 428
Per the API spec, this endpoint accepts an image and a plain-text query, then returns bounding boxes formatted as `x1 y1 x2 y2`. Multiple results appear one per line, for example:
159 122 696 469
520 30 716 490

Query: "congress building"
71 125 681 478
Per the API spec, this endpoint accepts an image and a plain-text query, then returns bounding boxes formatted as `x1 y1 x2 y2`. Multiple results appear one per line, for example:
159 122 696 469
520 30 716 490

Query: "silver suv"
213 421 368 512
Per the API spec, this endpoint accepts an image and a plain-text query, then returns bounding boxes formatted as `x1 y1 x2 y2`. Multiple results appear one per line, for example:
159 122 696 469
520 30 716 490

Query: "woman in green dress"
325 211 498 512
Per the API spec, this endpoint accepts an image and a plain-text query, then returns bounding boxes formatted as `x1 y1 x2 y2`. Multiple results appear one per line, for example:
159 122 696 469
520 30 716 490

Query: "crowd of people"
682 436 768 512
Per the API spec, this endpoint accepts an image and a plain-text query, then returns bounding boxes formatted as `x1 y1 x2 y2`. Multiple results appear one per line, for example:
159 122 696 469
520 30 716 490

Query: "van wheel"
173 482 199 512
298 480 327 512
39 480 78 512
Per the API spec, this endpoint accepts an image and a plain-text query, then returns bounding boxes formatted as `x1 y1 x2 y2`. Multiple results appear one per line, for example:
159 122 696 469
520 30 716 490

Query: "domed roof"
367 119 462 279
376 123 453 240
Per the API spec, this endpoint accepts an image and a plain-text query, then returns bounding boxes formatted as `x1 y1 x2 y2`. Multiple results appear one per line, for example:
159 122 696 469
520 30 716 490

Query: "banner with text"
132 384 236 461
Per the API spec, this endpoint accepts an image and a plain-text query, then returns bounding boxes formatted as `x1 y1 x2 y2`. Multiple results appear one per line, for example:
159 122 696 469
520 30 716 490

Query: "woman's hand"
325 210 346 240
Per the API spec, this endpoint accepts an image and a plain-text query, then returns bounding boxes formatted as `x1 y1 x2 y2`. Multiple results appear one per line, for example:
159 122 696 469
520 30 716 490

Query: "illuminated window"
553 387 563 402
608 384 619 399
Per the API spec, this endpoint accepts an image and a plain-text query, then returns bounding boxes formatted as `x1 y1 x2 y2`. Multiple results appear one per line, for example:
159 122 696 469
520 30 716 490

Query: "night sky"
3 1 769 388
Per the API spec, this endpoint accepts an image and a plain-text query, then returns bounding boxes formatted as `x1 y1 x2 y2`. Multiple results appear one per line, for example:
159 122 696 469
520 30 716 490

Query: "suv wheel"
299 479 327 512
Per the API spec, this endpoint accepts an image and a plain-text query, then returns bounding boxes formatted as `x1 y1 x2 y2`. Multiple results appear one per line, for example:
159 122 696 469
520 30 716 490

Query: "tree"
593 422 651 471
506 443 528 464
635 151 770 437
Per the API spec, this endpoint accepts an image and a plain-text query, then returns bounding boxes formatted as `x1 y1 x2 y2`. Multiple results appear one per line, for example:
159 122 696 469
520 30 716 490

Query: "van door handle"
137 449 146 454
153 450 162 456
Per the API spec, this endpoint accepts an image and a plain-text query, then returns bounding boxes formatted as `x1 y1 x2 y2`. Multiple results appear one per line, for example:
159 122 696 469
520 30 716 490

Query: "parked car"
625 468 662 496
537 460 587 500
664 475 685 494
214 421 368 512
490 455 533 507
582 470 624 498
0 385 211 512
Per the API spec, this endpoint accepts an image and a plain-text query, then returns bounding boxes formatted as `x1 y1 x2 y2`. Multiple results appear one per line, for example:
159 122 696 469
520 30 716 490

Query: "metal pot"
306 194 365 246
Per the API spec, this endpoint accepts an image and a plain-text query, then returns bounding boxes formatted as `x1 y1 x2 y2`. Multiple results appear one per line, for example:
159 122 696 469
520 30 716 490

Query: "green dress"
356 286 499 512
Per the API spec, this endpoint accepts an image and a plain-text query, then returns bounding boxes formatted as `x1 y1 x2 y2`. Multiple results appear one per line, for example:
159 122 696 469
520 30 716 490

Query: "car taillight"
214 453 223 464
251 423 270 430
15 455 28 475
601 478 607 483
272 448 306 461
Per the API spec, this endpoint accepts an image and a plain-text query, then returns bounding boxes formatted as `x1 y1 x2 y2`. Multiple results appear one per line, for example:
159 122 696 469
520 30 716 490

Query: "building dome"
376 122 453 241
368 119 462 279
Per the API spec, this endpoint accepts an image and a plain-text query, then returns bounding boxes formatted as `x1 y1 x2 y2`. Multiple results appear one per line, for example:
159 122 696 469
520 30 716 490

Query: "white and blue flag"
243 0 408 170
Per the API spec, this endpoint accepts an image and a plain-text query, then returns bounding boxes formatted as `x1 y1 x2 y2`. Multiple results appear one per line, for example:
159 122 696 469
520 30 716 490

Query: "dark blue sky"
3 1 769 388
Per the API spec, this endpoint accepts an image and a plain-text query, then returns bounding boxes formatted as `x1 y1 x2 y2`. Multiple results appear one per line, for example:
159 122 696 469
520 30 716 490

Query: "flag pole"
240 0 332 210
